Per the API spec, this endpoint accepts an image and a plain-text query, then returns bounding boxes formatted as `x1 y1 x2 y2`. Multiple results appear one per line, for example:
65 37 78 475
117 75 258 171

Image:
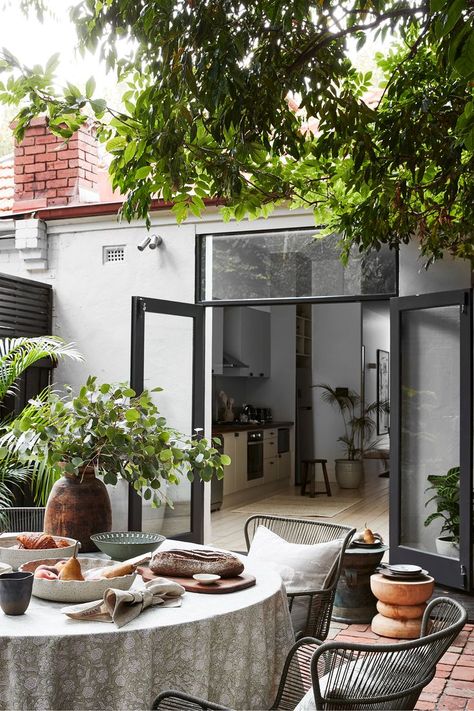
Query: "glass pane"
142 312 194 537
200 229 396 301
400 305 460 559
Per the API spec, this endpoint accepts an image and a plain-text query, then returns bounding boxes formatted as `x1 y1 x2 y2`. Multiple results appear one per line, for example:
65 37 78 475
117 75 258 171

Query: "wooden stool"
370 573 435 638
300 459 332 497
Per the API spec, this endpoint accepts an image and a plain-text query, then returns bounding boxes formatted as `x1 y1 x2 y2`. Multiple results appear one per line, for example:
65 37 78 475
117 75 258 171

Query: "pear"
363 524 376 544
58 554 84 581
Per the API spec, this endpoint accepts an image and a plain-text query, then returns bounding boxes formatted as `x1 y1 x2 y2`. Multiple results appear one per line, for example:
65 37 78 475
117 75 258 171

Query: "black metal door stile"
390 289 473 591
129 296 205 543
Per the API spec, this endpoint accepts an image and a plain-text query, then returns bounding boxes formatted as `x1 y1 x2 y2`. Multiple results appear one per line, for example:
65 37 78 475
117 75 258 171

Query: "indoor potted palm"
315 384 388 488
4 376 228 550
424 466 459 557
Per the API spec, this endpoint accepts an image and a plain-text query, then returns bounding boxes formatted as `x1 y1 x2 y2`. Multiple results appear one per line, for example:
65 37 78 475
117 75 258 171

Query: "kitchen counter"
212 421 293 434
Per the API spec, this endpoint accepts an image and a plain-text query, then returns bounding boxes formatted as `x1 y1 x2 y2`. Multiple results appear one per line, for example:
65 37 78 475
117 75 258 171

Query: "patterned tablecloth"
0 540 294 711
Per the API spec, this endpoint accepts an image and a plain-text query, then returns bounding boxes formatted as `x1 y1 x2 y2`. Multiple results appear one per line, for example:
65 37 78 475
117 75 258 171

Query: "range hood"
223 352 249 369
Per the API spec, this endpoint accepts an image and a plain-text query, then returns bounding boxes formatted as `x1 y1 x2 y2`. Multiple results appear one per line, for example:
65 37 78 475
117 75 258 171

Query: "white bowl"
192 573 221 585
0 562 13 576
19 557 136 603
0 535 79 570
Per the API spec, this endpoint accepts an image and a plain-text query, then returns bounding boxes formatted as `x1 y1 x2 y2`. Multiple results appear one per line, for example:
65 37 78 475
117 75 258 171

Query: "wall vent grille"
103 246 125 263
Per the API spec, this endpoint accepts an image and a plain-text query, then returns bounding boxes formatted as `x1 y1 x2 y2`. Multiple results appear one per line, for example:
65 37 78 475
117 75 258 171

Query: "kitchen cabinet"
263 428 278 483
277 451 291 480
222 307 271 378
222 431 247 495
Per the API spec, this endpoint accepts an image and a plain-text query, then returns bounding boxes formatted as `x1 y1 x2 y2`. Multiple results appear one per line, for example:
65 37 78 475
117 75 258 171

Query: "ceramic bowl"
192 573 221 585
0 562 13 576
0 535 79 570
90 531 166 561
19 557 136 603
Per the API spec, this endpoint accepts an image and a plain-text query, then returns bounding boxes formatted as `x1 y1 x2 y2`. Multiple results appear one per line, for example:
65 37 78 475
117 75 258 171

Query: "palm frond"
0 337 82 401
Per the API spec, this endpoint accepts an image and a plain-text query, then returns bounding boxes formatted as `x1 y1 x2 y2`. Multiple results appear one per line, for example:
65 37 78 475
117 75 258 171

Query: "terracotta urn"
44 467 112 552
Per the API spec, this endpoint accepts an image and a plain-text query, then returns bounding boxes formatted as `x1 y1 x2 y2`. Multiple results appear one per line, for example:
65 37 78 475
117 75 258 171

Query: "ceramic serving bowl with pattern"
90 531 166 561
19 557 136 603
0 535 79 570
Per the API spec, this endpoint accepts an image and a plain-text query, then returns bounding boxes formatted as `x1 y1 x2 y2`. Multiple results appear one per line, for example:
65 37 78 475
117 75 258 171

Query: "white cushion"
246 525 343 594
293 660 363 711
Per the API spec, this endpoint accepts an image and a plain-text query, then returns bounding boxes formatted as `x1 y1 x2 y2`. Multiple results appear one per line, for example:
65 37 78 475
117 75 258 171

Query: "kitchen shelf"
296 304 312 366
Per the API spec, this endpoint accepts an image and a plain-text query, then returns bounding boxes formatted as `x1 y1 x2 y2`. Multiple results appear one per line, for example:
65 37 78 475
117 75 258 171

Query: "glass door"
390 290 472 590
129 296 205 542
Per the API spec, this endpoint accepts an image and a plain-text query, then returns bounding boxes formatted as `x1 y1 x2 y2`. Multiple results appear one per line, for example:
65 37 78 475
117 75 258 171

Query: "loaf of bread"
150 548 244 578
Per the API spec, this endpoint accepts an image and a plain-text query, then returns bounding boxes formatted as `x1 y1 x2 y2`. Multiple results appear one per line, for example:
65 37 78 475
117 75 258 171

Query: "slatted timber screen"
0 273 52 338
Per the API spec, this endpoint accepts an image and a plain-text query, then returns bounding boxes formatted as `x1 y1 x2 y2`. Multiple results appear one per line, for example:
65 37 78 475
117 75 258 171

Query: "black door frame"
390 289 473 590
129 296 205 543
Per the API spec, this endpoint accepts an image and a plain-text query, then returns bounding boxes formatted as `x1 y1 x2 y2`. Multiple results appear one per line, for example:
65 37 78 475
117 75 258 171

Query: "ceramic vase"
44 467 112 552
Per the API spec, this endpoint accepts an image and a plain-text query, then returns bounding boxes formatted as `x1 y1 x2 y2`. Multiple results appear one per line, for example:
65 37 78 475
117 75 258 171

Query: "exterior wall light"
137 235 163 251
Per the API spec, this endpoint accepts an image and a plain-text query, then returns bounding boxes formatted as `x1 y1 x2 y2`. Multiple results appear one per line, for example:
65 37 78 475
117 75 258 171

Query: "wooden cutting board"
138 566 256 594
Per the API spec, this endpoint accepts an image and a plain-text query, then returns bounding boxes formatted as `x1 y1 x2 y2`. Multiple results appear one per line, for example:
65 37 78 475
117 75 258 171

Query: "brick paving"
327 621 474 709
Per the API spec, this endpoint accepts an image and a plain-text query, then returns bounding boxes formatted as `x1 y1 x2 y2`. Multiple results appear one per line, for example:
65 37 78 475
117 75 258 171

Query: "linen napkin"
61 578 186 628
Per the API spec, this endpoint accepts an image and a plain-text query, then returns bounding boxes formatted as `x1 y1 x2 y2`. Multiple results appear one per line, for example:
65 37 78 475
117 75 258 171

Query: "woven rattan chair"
244 514 356 641
152 597 466 711
0 506 45 533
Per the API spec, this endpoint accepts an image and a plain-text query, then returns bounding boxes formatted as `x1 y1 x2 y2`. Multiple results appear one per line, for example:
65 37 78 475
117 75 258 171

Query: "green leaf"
85 76 96 99
220 454 231 466
125 408 140 422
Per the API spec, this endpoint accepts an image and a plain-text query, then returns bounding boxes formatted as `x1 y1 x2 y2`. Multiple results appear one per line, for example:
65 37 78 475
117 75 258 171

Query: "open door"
390 290 473 590
129 296 205 543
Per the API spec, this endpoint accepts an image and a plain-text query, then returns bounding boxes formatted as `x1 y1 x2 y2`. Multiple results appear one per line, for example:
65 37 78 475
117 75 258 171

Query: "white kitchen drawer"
264 429 277 440
264 457 277 483
264 437 277 459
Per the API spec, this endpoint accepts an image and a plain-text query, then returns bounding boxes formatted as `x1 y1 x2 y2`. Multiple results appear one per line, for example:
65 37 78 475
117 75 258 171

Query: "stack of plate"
379 564 429 580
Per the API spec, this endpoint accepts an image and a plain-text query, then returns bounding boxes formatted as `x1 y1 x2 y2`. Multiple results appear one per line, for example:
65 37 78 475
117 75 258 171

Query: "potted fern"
315 384 388 488
424 466 459 558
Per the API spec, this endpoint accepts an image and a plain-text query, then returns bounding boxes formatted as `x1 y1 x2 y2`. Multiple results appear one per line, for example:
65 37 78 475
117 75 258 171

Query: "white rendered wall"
312 303 362 480
399 242 471 296
362 303 390 450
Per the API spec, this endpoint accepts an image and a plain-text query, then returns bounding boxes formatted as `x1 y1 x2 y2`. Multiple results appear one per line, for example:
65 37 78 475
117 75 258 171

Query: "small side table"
370 573 435 639
332 545 388 624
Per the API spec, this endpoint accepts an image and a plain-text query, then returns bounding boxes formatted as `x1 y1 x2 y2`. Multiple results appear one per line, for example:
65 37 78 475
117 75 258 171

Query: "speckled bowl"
0 535 79 570
19 557 136 603
0 562 13 576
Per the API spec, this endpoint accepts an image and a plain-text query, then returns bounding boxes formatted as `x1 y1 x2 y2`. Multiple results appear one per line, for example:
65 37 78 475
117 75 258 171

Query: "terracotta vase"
44 467 112 552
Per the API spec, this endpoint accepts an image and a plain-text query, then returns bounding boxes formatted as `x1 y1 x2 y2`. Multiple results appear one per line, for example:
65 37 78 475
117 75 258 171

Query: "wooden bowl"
0 535 79 571
19 557 136 603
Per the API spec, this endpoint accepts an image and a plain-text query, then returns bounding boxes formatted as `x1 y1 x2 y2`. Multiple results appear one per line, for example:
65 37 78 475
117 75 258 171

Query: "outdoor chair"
152 597 466 711
244 514 356 641
0 506 45 533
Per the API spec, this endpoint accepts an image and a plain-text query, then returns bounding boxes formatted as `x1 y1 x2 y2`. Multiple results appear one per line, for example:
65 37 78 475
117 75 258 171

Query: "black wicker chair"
244 514 356 641
152 597 466 711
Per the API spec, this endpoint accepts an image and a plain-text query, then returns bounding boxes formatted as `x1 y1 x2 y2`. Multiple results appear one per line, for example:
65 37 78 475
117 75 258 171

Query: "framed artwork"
377 349 390 435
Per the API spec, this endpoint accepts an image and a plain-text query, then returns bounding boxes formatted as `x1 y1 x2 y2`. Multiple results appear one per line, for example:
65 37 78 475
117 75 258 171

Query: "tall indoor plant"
0 336 81 522
424 466 460 557
315 384 388 488
4 376 228 550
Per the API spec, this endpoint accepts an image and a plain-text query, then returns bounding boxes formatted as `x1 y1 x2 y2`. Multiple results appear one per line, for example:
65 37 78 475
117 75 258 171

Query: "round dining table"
0 540 294 711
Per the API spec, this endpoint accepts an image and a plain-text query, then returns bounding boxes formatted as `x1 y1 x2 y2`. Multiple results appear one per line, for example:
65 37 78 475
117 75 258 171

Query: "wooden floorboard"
210 468 389 553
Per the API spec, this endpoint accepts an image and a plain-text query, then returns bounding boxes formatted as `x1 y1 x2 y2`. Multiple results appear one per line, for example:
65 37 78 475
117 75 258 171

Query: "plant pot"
335 459 363 489
44 467 112 552
435 536 459 558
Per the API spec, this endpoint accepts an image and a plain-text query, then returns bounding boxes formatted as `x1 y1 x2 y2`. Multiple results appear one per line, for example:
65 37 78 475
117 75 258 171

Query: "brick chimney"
13 117 99 212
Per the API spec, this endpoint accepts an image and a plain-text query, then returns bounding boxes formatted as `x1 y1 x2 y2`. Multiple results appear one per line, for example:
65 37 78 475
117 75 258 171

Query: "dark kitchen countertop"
212 421 294 434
